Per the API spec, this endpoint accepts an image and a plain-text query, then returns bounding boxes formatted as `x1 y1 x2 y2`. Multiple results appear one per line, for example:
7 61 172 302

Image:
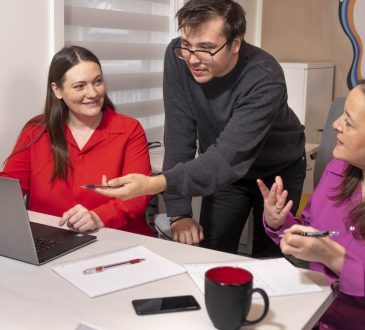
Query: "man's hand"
171 218 204 245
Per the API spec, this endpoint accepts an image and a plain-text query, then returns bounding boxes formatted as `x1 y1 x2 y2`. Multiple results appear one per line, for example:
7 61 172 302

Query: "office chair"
313 97 345 188
146 194 173 240
154 213 173 240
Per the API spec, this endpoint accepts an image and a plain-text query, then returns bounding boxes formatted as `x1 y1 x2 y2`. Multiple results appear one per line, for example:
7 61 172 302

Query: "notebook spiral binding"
184 257 278 265
53 245 141 267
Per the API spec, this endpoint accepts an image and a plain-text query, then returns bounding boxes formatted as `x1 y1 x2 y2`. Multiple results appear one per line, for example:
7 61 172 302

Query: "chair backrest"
154 213 173 240
313 97 346 188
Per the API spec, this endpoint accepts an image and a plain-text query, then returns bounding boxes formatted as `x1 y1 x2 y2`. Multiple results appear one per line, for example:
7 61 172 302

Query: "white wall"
0 0 64 165
0 0 261 166
238 0 263 46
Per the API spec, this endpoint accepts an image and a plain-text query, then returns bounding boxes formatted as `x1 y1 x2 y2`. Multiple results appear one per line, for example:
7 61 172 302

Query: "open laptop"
0 176 97 265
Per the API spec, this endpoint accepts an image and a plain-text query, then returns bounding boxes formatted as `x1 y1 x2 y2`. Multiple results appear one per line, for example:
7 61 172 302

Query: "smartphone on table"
132 295 201 315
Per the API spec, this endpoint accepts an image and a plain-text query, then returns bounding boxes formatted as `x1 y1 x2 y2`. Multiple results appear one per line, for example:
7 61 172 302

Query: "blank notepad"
185 258 322 298
52 245 185 297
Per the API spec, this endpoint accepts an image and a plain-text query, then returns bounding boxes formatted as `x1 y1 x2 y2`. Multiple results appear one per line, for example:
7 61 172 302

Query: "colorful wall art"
339 0 365 88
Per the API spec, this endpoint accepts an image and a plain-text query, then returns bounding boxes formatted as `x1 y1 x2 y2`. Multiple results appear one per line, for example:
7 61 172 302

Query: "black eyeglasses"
173 41 229 64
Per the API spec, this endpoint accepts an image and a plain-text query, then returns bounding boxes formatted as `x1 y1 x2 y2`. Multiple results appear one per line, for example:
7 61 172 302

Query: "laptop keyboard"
34 237 60 253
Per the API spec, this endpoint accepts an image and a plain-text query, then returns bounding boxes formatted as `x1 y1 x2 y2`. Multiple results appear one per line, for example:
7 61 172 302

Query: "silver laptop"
0 176 97 265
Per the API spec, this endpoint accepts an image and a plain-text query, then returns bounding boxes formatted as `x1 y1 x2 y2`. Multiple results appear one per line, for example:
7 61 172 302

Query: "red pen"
83 258 145 275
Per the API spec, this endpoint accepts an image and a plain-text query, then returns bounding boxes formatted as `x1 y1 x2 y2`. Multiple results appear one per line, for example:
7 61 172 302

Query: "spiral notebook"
184 257 322 298
52 245 185 297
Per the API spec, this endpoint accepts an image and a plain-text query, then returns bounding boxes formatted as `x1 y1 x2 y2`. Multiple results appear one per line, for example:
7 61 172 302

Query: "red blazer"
1 108 154 236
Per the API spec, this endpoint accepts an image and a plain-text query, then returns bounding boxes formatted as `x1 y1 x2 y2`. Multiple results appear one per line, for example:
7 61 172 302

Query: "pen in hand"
83 258 145 275
279 230 340 238
81 184 122 189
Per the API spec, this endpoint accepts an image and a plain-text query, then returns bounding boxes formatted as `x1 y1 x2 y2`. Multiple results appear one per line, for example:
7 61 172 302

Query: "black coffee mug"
205 266 269 330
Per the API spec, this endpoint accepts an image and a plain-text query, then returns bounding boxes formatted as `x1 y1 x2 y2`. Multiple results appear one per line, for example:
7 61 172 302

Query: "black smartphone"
132 295 201 315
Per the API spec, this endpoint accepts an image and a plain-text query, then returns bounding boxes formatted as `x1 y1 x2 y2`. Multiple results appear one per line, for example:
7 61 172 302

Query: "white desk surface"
0 211 334 330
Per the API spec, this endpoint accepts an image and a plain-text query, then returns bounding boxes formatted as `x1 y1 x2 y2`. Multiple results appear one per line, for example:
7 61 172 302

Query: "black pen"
279 230 340 238
81 184 121 189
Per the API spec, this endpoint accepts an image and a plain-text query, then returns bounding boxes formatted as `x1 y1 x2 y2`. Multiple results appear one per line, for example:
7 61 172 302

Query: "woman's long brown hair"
4 46 115 182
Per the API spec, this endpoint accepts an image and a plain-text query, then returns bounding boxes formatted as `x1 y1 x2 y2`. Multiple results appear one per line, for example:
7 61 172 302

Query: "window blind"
64 0 182 142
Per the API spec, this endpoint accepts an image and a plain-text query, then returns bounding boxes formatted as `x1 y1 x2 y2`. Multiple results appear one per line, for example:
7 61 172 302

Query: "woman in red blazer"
1 45 154 236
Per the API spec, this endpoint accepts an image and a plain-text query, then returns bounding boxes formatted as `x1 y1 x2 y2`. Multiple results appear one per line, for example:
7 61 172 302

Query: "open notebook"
52 245 185 297
184 257 323 298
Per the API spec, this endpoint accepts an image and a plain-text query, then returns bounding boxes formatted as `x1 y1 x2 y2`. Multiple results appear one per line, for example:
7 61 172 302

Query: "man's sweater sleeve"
162 41 197 216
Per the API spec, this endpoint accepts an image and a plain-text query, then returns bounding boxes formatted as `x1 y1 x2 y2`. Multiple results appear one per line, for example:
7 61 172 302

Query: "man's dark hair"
176 0 246 43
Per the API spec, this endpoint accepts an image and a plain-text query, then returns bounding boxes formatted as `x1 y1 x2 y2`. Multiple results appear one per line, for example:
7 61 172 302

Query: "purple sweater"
265 159 365 329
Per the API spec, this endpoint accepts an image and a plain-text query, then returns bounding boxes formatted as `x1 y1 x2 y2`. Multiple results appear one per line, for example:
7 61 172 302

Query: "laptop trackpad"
30 222 65 237
30 222 96 264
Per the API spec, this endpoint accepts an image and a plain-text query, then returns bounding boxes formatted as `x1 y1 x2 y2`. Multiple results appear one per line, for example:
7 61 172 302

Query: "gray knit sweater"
162 39 305 216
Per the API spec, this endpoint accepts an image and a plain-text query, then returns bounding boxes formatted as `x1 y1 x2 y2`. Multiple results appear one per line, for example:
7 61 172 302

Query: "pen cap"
83 266 104 275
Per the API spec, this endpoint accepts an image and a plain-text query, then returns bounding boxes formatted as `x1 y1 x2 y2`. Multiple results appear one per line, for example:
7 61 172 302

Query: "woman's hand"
280 224 345 275
94 174 167 200
257 176 293 229
59 204 104 232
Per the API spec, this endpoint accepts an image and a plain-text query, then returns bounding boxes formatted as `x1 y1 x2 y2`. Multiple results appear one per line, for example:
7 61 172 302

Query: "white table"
0 211 334 330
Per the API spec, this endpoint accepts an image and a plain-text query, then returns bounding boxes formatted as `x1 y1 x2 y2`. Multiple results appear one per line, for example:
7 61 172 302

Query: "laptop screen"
0 176 96 265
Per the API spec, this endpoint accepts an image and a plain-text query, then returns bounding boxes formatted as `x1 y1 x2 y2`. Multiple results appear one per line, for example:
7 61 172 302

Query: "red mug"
205 266 269 330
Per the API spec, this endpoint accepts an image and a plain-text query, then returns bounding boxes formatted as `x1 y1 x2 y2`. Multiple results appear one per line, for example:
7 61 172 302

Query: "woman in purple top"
257 82 365 330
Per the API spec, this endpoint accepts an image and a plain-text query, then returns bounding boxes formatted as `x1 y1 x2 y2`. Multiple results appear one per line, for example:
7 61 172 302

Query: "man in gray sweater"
97 0 306 257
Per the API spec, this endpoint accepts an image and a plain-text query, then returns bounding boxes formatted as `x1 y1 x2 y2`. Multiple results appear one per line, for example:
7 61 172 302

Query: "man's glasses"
173 41 228 64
